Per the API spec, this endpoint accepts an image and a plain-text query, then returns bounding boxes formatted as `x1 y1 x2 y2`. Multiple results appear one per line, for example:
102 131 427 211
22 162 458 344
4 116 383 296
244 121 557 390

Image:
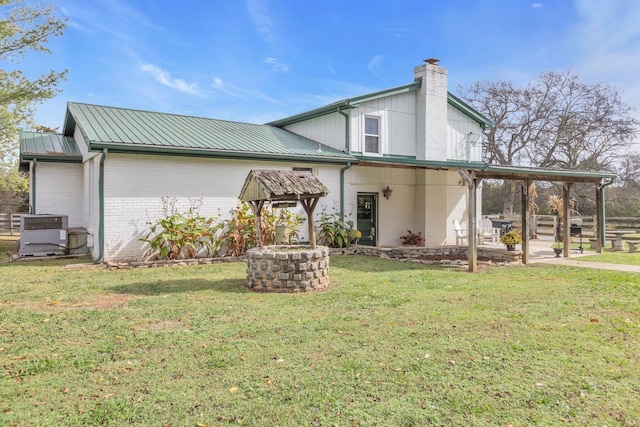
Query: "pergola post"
458 169 478 273
520 180 530 265
562 182 572 257
301 197 320 249
248 200 265 248
595 183 603 253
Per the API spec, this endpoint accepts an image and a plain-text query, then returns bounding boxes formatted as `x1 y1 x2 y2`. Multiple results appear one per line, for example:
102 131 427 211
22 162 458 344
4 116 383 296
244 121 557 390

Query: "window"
293 167 313 174
364 116 380 154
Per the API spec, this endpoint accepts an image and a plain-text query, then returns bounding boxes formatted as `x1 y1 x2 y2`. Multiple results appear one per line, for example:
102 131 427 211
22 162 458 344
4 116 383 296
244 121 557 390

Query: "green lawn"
580 249 640 265
1 239 639 426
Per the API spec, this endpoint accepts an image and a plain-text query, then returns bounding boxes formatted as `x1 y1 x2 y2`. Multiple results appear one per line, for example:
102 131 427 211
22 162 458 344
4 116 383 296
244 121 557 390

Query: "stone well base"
246 245 330 292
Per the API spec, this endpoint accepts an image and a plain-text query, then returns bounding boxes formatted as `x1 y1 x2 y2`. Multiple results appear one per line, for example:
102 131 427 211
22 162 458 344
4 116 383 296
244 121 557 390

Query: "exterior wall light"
383 185 393 200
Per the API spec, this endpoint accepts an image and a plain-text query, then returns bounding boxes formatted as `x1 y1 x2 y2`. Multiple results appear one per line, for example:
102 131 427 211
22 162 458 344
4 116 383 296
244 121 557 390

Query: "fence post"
11 214 19 236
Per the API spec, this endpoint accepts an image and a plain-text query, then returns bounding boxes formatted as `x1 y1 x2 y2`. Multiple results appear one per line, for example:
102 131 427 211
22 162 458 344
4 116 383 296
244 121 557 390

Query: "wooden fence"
0 213 22 236
496 215 640 238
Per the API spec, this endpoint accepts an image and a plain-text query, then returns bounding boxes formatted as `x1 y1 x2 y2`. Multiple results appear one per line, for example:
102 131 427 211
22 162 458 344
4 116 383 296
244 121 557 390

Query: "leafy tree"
460 70 639 214
0 0 67 210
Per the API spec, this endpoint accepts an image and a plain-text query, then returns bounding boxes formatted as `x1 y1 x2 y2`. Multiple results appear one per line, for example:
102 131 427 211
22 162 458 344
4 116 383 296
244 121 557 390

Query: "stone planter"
246 245 330 292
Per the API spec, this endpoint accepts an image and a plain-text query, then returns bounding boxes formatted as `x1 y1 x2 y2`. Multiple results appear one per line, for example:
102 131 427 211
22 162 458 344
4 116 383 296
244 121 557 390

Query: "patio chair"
453 218 468 245
477 218 500 244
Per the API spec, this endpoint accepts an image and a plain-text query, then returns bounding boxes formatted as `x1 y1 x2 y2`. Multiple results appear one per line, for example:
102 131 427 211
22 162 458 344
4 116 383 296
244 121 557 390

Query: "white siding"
447 104 483 161
284 113 345 151
350 91 416 157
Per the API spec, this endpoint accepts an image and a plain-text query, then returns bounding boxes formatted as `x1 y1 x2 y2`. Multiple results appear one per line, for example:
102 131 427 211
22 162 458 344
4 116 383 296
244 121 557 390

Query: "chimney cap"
424 58 440 65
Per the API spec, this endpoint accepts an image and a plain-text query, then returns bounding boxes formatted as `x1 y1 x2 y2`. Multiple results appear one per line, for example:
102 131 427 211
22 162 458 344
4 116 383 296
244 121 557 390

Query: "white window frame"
292 166 315 175
364 116 381 155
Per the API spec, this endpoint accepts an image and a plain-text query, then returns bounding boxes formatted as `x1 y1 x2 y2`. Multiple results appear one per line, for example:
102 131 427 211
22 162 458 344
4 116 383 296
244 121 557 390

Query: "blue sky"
18 0 640 136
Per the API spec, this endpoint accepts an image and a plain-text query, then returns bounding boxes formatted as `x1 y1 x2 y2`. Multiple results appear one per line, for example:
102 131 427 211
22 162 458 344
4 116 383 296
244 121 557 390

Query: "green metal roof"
19 131 83 164
62 102 355 164
477 164 617 184
356 155 615 183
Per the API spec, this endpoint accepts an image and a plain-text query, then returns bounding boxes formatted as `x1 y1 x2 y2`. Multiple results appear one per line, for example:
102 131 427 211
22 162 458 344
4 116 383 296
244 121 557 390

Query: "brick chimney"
414 59 448 161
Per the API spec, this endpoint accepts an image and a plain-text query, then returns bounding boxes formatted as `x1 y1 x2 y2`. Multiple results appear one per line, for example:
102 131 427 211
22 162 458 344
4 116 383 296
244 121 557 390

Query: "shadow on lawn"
109 278 248 296
330 254 460 273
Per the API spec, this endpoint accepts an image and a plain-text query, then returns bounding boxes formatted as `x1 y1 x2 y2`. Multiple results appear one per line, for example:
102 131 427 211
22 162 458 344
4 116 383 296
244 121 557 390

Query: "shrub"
141 198 216 260
213 203 305 256
316 208 360 248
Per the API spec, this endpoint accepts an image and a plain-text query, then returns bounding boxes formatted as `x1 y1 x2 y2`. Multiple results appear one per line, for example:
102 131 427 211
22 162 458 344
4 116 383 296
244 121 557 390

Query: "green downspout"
338 106 352 220
340 163 352 220
31 159 37 213
599 178 615 247
95 148 107 263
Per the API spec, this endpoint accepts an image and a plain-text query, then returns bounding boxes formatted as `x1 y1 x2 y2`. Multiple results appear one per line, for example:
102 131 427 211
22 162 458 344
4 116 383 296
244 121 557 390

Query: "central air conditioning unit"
19 214 69 256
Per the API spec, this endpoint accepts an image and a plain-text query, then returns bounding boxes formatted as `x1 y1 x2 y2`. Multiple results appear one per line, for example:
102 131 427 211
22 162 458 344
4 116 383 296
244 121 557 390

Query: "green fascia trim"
267 82 422 127
482 165 617 180
447 93 494 129
356 155 485 170
350 81 422 104
88 142 357 165
382 153 417 160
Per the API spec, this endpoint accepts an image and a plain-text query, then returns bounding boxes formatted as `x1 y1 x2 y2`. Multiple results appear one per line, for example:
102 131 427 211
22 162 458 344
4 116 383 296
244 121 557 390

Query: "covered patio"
460 164 617 272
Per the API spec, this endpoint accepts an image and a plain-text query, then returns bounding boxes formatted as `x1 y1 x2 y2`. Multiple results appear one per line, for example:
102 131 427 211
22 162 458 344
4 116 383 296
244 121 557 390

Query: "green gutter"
95 148 107 263
340 163 352 220
31 158 37 213
337 106 353 220
88 142 355 165
21 155 83 163
358 155 485 170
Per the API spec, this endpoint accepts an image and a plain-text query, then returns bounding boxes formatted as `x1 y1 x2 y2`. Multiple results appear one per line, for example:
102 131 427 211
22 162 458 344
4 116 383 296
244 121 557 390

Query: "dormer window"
364 116 380 154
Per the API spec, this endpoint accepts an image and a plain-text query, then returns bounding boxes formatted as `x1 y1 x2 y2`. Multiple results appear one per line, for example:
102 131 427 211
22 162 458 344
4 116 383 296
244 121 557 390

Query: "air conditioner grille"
21 215 68 230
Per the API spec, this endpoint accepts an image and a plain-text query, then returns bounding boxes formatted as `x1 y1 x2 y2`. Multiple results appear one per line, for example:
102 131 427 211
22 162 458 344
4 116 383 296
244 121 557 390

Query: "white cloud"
531 3 543 8
246 0 275 42
212 76 280 104
139 64 202 96
212 77 241 97
368 55 385 80
263 57 289 72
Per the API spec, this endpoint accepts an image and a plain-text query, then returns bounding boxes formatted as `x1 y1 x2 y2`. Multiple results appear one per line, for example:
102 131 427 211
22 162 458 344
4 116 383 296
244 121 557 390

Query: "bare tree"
460 70 639 214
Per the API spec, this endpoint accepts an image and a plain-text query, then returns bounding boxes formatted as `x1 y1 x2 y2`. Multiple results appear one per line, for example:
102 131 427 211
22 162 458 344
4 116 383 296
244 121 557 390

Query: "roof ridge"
67 101 268 128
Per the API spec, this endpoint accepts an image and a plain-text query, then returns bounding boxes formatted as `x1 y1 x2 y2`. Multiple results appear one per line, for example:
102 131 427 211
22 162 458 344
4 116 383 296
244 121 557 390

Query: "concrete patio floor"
488 236 640 273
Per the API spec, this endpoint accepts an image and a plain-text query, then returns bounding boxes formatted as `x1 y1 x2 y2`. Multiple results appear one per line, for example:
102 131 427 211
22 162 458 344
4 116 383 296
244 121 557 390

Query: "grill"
570 223 583 253
490 219 513 236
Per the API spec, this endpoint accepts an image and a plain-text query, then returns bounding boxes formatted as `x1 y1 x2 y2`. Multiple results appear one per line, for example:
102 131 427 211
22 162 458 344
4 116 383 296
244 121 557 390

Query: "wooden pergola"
238 170 329 249
459 165 617 272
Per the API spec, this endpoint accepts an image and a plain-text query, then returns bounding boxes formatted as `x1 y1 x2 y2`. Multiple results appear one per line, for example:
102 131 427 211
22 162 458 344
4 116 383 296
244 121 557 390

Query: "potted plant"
400 229 425 246
552 240 563 257
500 230 522 251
